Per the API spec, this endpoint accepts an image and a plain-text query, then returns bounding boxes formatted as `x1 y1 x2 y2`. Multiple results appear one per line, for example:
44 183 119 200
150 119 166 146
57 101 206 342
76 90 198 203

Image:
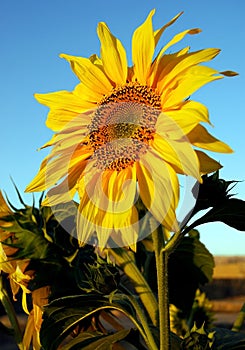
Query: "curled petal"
136 151 179 232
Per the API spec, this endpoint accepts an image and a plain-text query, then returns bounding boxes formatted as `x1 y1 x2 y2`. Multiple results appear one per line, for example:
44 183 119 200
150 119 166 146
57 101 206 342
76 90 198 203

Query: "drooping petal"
22 311 36 350
195 150 223 174
103 165 137 211
77 181 138 248
132 10 155 84
136 151 179 232
187 124 233 153
150 134 201 181
97 22 127 85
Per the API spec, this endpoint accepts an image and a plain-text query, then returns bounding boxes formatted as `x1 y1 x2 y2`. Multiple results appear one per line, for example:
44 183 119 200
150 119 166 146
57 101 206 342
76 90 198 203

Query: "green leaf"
40 294 136 350
212 327 245 349
136 236 214 316
1 206 52 260
189 198 245 232
61 329 130 350
168 237 214 314
191 171 238 215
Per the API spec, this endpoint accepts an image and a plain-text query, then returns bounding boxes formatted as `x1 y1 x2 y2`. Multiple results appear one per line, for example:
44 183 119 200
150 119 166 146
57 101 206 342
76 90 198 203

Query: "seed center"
88 83 161 171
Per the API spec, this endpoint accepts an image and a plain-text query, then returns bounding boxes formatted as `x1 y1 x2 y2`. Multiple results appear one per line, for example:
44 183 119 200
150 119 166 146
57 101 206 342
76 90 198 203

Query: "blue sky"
0 0 244 255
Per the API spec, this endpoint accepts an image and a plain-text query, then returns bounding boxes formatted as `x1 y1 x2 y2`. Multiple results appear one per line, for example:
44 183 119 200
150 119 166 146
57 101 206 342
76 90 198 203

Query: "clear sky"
0 0 244 255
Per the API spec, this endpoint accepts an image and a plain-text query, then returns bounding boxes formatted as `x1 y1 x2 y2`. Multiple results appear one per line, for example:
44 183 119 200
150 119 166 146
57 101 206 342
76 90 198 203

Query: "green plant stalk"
152 226 170 350
108 247 158 326
232 302 245 332
127 295 159 350
0 275 24 350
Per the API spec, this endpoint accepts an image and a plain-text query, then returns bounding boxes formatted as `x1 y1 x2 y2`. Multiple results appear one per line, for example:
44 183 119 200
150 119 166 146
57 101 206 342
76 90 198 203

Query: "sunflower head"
25 10 237 249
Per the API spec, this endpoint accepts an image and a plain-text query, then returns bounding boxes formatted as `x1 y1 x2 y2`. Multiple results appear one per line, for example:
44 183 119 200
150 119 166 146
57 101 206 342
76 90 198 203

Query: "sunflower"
25 10 236 248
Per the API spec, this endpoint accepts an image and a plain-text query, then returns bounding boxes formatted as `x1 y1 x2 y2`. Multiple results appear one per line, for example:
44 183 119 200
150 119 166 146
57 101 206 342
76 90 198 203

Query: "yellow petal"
81 164 137 217
136 151 179 232
77 192 138 248
103 165 137 212
42 159 87 206
25 156 63 192
25 146 91 192
148 47 189 87
154 12 184 47
35 91 94 132
132 10 155 84
187 124 233 153
97 22 127 85
195 150 222 174
161 65 222 108
32 286 50 308
35 90 87 112
74 82 104 102
23 311 35 349
77 165 139 248
0 243 14 274
0 191 12 214
164 100 210 134
150 133 201 181
60 54 112 95
89 54 103 65
157 28 201 58
45 110 78 132
157 48 220 94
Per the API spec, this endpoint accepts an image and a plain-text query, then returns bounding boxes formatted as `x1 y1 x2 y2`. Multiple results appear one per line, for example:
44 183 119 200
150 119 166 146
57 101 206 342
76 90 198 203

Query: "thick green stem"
0 275 24 350
152 226 170 350
108 247 158 326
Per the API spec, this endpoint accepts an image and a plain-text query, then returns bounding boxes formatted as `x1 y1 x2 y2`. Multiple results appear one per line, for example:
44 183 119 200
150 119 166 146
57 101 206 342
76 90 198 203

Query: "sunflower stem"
152 226 170 350
108 247 158 326
0 274 24 350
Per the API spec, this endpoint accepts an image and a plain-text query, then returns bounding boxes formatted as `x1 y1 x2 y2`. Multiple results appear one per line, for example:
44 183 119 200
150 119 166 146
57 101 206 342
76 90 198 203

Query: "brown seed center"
88 83 161 171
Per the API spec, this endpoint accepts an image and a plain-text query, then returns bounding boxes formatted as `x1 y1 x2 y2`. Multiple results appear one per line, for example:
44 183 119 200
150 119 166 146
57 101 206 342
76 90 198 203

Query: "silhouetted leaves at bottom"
168 237 214 315
211 327 245 350
60 329 130 350
40 294 137 350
